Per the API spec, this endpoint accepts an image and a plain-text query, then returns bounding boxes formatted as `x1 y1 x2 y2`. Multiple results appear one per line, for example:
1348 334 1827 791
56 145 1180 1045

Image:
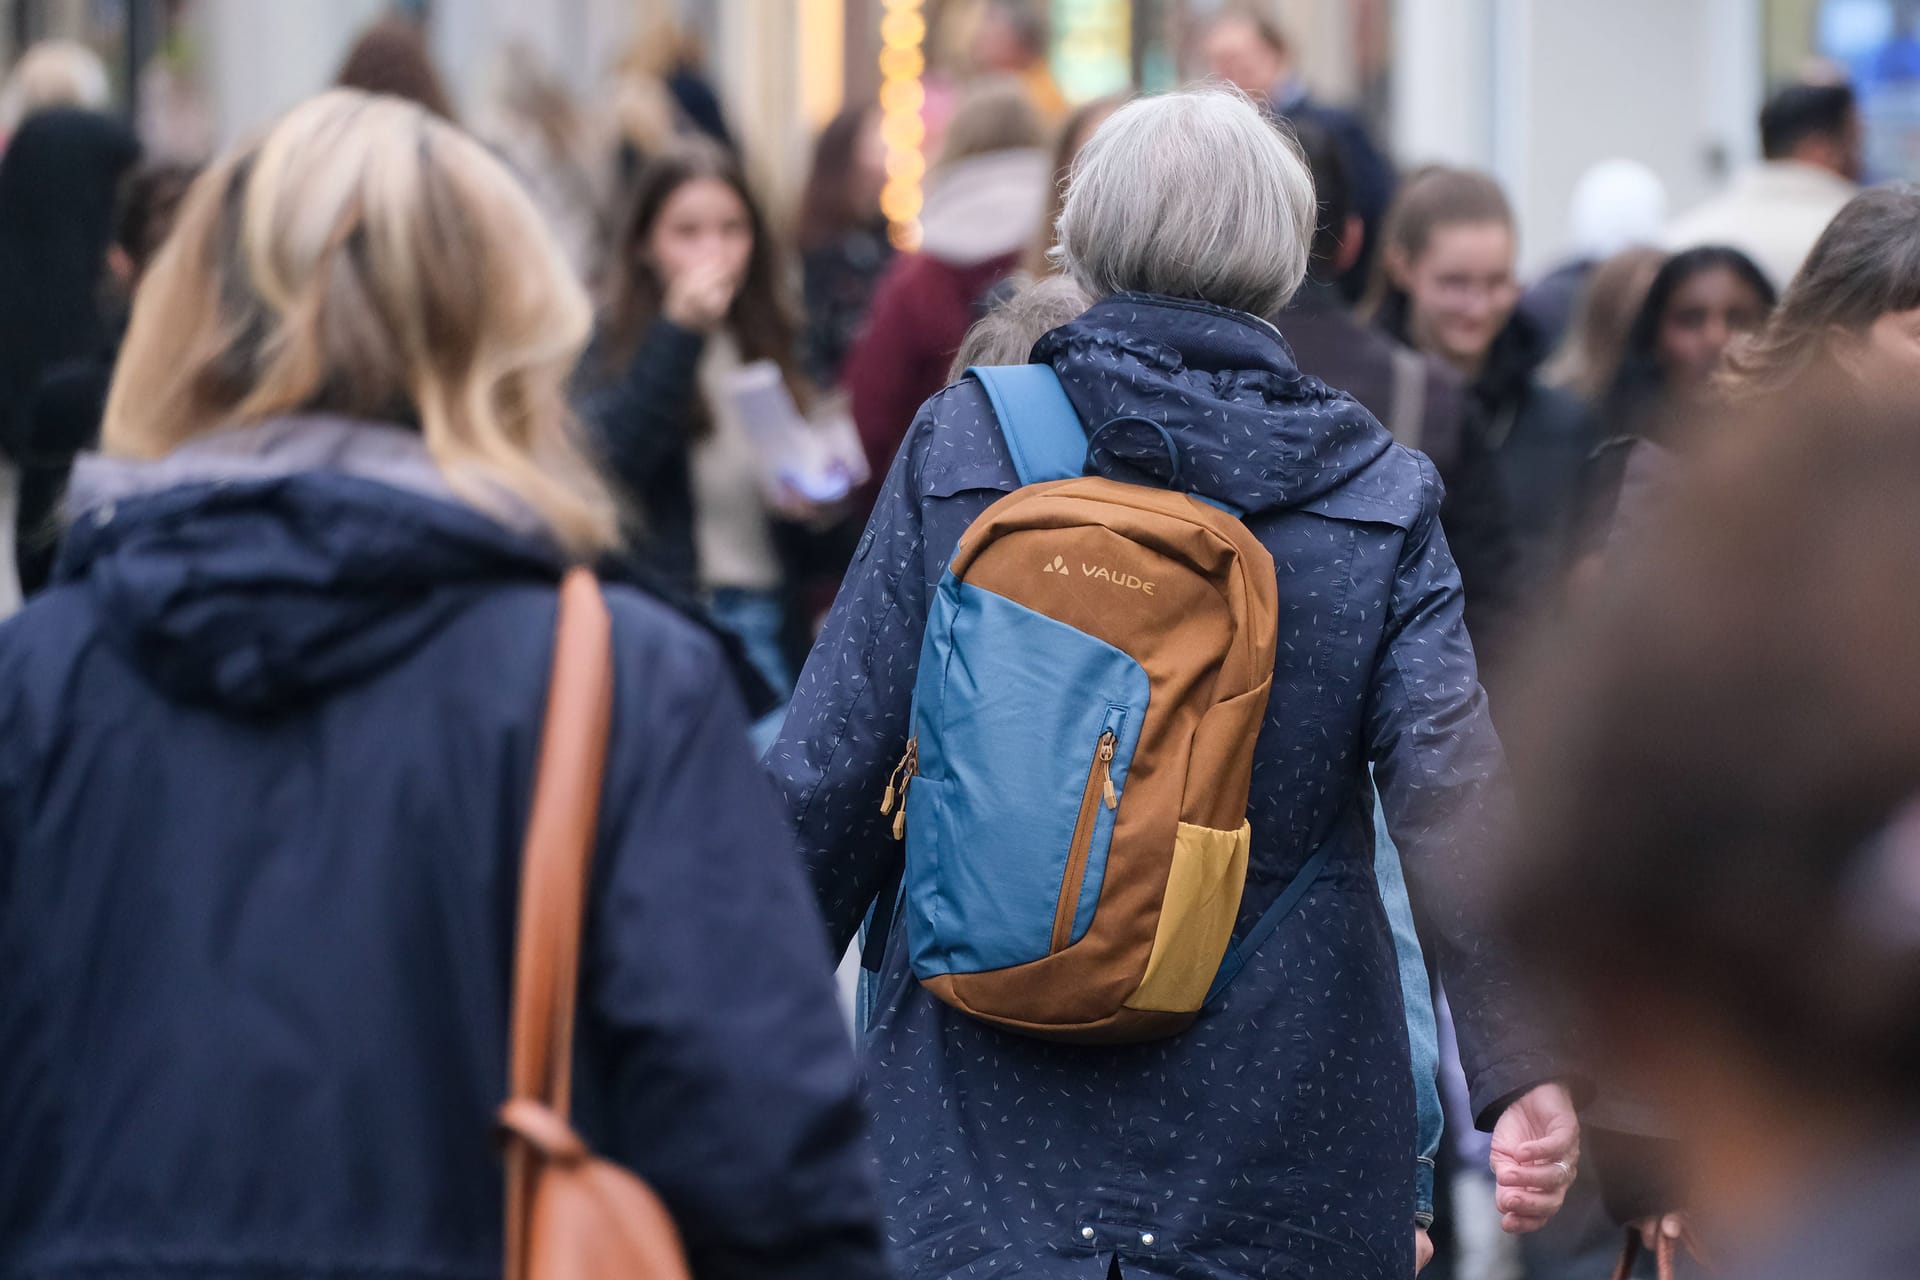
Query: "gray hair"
950 274 1093 378
1054 86 1316 319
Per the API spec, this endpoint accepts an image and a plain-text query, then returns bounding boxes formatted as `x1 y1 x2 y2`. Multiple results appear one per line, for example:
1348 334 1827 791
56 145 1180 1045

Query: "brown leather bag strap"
507 568 614 1110
1612 1226 1681 1280
503 570 613 1280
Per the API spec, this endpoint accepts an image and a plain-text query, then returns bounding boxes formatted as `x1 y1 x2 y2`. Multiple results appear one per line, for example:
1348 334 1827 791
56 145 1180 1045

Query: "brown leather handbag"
498 570 693 1280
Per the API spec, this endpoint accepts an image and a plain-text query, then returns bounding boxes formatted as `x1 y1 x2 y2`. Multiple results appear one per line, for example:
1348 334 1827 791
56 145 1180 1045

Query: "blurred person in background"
11 161 200 608
1520 159 1668 350
1666 82 1862 290
475 41 610 285
1542 246 1667 409
0 88 886 1280
774 88 1580 1280
1595 247 1774 450
620 13 733 151
1720 184 1920 416
0 38 111 147
797 104 893 387
334 15 456 121
1024 93 1127 276
0 108 140 600
970 0 1067 123
841 76 1047 516
1499 400 1920 1280
585 141 823 716
1203 4 1396 299
1370 166 1598 676
1280 121 1515 649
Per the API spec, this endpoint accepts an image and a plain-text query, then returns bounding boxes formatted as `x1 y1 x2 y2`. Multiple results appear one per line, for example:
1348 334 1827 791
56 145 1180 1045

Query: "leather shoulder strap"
507 568 615 1115
968 363 1088 485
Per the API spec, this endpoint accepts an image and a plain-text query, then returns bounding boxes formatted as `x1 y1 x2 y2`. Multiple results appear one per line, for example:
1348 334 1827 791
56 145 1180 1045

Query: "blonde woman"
0 91 885 1280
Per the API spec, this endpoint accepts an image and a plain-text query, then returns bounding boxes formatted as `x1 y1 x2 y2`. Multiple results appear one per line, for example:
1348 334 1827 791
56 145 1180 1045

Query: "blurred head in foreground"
1499 392 1920 1269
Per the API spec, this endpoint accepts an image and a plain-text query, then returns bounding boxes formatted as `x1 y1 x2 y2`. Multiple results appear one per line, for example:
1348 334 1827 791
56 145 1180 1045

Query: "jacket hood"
55 417 563 713
1032 293 1393 513
918 147 1049 265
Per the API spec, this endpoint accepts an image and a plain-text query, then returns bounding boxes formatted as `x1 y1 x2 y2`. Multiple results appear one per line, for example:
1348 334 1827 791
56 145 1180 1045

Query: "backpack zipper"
1051 727 1118 953
880 738 919 841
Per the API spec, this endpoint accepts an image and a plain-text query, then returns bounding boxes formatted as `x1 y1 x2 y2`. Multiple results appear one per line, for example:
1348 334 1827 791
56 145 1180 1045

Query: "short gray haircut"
1054 86 1316 319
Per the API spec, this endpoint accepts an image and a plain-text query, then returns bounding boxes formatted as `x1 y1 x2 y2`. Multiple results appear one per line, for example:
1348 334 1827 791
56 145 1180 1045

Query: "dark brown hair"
1721 184 1920 402
1363 165 1514 321
795 104 878 254
602 141 807 430
336 18 455 122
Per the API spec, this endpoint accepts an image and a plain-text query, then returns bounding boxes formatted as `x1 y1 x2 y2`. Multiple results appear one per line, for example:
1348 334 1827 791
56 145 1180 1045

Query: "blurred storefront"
11 0 1897 276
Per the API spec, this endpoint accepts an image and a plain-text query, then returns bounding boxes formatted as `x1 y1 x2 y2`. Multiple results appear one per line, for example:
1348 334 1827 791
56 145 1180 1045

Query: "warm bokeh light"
878 0 926 252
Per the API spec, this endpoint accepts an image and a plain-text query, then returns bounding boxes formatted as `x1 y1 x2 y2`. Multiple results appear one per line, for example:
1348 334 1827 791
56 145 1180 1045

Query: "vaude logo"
1041 554 1155 595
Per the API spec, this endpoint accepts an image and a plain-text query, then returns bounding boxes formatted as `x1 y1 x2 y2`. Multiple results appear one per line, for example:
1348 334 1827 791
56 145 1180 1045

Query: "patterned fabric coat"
769 293 1565 1279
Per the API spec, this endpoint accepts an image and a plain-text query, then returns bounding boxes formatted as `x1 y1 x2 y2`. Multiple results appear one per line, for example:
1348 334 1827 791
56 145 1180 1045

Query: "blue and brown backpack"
874 364 1334 1043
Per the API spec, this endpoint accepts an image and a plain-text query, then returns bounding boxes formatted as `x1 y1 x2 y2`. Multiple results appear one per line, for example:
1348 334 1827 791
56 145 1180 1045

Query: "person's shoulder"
909 377 1019 496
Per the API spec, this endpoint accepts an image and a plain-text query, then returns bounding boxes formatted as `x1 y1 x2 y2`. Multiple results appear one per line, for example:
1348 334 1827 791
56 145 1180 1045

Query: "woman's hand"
1489 1081 1581 1234
1415 1227 1434 1274
662 256 741 333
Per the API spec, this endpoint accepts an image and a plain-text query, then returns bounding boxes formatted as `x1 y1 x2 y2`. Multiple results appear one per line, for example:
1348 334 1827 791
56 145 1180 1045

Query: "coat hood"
55 417 562 713
917 147 1049 265
1032 292 1393 514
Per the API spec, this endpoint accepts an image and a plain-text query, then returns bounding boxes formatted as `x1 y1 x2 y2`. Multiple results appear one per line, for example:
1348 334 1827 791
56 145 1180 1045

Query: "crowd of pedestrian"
0 3 1915 1280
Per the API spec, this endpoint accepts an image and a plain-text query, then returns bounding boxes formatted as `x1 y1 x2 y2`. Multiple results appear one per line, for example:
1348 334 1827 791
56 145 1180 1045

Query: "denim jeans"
708 587 791 753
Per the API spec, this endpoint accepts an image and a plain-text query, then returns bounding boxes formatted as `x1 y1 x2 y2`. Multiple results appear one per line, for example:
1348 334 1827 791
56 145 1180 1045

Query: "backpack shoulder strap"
968 363 1088 486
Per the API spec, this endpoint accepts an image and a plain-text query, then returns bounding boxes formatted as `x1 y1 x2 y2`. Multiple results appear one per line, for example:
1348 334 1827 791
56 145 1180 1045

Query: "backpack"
876 363 1333 1043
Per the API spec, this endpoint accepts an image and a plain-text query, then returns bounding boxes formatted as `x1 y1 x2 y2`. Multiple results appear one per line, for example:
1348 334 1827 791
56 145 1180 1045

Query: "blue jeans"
708 587 791 753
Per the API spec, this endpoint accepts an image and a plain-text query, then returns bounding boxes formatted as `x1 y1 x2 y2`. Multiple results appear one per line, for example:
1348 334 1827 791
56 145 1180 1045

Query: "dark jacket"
803 219 895 387
1280 280 1517 642
770 293 1566 1280
1516 257 1594 355
0 417 885 1280
580 319 705 601
1273 89 1396 300
1378 299 1598 669
0 108 140 593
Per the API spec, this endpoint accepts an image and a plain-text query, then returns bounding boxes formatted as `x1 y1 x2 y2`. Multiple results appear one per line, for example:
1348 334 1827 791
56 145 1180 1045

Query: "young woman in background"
1370 167 1598 669
586 141 822 711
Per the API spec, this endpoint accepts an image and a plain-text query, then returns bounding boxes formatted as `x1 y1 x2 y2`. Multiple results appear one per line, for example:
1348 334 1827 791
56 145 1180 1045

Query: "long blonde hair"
102 90 621 558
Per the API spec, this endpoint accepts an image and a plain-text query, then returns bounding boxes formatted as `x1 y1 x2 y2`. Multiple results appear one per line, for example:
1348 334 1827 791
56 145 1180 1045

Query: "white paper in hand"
724 361 869 505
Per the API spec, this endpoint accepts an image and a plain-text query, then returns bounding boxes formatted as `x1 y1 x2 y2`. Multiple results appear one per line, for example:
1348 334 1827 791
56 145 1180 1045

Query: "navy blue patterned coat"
769 294 1564 1279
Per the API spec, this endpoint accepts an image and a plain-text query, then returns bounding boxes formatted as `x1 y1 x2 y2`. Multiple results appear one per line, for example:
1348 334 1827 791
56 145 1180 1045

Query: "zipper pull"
883 740 918 838
1099 733 1118 810
880 739 918 817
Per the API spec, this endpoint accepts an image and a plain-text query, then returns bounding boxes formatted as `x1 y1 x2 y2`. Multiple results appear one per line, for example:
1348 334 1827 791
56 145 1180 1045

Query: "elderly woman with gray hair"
770 88 1579 1279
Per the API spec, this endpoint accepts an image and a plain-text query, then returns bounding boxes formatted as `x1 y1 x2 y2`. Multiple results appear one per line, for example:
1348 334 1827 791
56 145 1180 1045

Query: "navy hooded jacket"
769 294 1565 1279
0 418 887 1280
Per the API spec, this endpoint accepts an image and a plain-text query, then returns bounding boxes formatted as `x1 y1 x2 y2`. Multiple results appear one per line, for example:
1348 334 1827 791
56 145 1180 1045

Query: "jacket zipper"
880 739 918 840
1050 721 1120 953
